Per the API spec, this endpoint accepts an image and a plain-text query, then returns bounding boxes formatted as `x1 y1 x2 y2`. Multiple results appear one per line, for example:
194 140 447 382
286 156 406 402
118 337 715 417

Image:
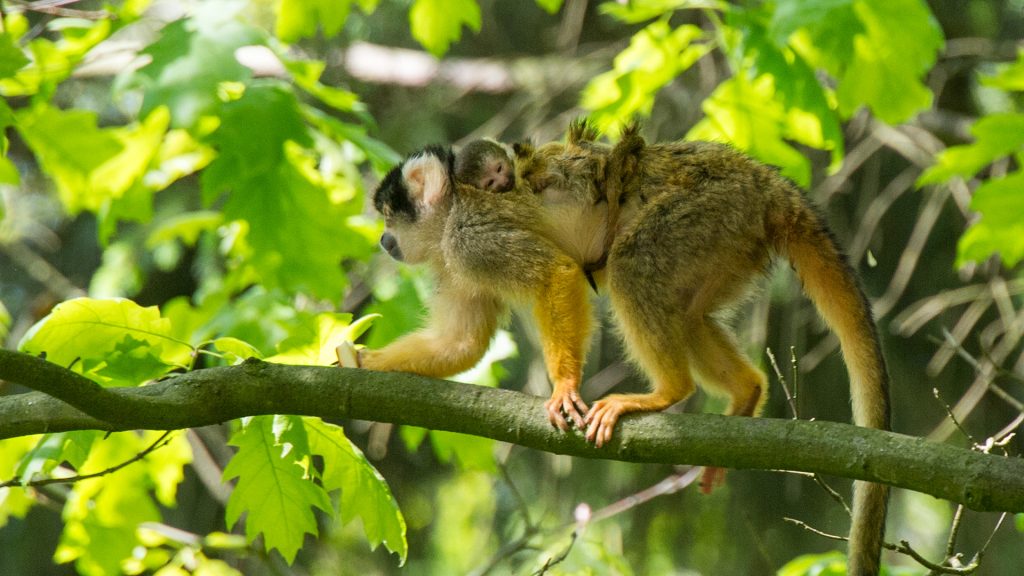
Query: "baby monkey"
453 138 516 192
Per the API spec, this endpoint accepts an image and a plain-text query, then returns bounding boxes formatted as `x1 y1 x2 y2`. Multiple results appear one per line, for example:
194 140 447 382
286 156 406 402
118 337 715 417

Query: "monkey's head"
454 139 515 193
373 145 456 265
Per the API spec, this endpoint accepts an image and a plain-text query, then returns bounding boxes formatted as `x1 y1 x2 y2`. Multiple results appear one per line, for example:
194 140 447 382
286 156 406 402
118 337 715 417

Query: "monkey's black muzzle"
380 232 404 261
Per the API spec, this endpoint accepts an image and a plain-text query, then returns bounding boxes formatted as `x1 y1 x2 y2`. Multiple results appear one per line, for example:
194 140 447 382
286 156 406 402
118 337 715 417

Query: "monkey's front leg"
533 258 593 430
348 286 504 378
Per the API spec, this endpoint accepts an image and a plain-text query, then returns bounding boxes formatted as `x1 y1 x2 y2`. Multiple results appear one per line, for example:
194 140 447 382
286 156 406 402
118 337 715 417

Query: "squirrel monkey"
528 124 890 576
352 126 889 576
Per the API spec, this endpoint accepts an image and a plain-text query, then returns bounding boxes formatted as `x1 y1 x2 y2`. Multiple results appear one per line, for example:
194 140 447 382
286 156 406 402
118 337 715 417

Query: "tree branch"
1 349 1023 512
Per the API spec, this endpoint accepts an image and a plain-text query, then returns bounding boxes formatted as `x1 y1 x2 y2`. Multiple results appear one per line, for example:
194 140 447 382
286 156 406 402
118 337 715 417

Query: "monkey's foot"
583 397 628 447
336 342 360 368
699 466 727 494
544 387 588 431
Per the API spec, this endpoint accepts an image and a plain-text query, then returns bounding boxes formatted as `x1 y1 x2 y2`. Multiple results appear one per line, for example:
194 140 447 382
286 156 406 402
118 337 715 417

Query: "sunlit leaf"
276 0 351 42
304 418 408 563
956 171 1024 268
688 75 811 186
146 211 224 249
0 32 29 78
200 81 359 296
0 436 38 527
778 0 943 124
144 431 192 507
123 3 262 128
210 336 263 364
982 49 1024 91
268 312 369 365
409 0 481 57
223 416 332 563
600 0 724 24
582 21 709 132
918 113 1024 185
777 550 846 575
56 432 162 576
535 0 564 14
18 297 192 377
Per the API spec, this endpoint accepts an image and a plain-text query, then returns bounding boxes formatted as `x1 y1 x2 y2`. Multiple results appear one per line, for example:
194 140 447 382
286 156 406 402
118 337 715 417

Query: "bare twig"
0 430 174 489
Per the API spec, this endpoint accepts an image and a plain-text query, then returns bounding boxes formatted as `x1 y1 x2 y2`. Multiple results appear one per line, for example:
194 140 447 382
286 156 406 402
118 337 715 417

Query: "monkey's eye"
495 164 503 173
484 179 495 188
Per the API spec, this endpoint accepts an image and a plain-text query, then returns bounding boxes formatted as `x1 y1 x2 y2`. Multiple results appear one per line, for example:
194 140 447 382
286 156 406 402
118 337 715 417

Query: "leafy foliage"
2 0 1019 574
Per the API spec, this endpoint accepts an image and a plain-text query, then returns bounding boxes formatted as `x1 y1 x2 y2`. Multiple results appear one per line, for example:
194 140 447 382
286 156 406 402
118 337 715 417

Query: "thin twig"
532 531 577 576
0 431 174 489
933 388 976 444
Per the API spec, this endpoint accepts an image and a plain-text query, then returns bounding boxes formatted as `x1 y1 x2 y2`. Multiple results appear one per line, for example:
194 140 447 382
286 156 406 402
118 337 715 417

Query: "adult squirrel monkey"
347 125 890 576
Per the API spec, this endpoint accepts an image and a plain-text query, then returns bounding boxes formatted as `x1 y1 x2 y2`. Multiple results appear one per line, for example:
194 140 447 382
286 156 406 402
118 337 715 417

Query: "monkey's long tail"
782 204 891 576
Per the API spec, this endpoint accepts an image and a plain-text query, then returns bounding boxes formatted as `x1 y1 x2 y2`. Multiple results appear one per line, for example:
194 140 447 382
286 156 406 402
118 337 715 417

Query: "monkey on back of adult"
344 124 891 576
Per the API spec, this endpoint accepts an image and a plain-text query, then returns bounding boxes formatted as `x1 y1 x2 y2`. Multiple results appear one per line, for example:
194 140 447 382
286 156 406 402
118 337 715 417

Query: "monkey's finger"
561 397 586 429
544 399 570 431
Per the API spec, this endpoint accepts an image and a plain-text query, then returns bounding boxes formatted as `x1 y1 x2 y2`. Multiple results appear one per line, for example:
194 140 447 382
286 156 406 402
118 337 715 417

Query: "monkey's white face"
374 148 454 266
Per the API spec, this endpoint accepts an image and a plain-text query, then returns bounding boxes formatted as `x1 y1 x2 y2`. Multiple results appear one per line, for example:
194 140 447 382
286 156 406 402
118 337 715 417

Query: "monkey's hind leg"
584 295 696 447
687 318 768 492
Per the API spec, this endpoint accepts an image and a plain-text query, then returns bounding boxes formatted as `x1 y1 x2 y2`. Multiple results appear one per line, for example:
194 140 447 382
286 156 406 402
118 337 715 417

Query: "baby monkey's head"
454 138 516 193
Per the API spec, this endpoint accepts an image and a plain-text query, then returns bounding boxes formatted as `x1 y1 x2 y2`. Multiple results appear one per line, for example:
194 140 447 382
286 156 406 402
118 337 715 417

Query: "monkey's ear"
402 148 452 211
512 141 534 160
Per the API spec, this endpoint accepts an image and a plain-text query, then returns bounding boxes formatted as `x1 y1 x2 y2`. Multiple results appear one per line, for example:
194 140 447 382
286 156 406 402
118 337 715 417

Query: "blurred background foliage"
0 0 1023 574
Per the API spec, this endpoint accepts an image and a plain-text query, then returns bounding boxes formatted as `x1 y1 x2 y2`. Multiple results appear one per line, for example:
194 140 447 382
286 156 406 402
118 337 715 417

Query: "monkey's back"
610 141 811 309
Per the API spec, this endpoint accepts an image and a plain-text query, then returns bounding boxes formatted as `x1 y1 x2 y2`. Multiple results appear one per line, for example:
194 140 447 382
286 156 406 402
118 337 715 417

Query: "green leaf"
123 4 262 128
210 336 264 364
0 436 38 527
0 299 10 342
688 74 811 186
956 171 1024 268
268 312 363 366
982 49 1024 92
15 105 168 220
276 0 351 42
777 550 847 576
535 0 564 14
223 416 332 563
18 297 192 378
146 211 224 249
201 82 359 297
780 0 943 124
582 21 709 132
409 0 481 57
737 7 843 166
56 432 162 576
0 32 29 78
430 431 496 472
600 0 722 24
918 113 1024 185
304 418 408 563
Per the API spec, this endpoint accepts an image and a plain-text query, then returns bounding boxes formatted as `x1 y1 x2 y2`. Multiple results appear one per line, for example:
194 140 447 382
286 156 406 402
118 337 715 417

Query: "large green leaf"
582 21 709 132
409 0 481 57
304 418 408 563
688 75 811 186
268 312 378 366
276 0 352 42
15 105 168 221
124 3 262 128
918 113 1024 185
956 171 1024 268
18 298 192 382
201 82 361 297
777 0 943 124
55 432 163 576
223 416 332 563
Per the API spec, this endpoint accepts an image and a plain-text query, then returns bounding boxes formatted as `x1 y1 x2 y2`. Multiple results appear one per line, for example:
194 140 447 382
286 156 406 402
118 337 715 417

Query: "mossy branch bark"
1 349 1022 512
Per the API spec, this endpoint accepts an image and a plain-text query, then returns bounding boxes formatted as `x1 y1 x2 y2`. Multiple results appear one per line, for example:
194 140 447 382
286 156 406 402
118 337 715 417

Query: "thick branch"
1 350 1022 512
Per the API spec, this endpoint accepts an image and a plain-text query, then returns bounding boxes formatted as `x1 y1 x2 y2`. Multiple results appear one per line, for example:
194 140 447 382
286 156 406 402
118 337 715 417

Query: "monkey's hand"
336 342 360 368
544 385 589 431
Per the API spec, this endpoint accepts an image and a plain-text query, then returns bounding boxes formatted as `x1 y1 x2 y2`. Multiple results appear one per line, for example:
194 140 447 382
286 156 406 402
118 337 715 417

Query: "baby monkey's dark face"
454 139 516 193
